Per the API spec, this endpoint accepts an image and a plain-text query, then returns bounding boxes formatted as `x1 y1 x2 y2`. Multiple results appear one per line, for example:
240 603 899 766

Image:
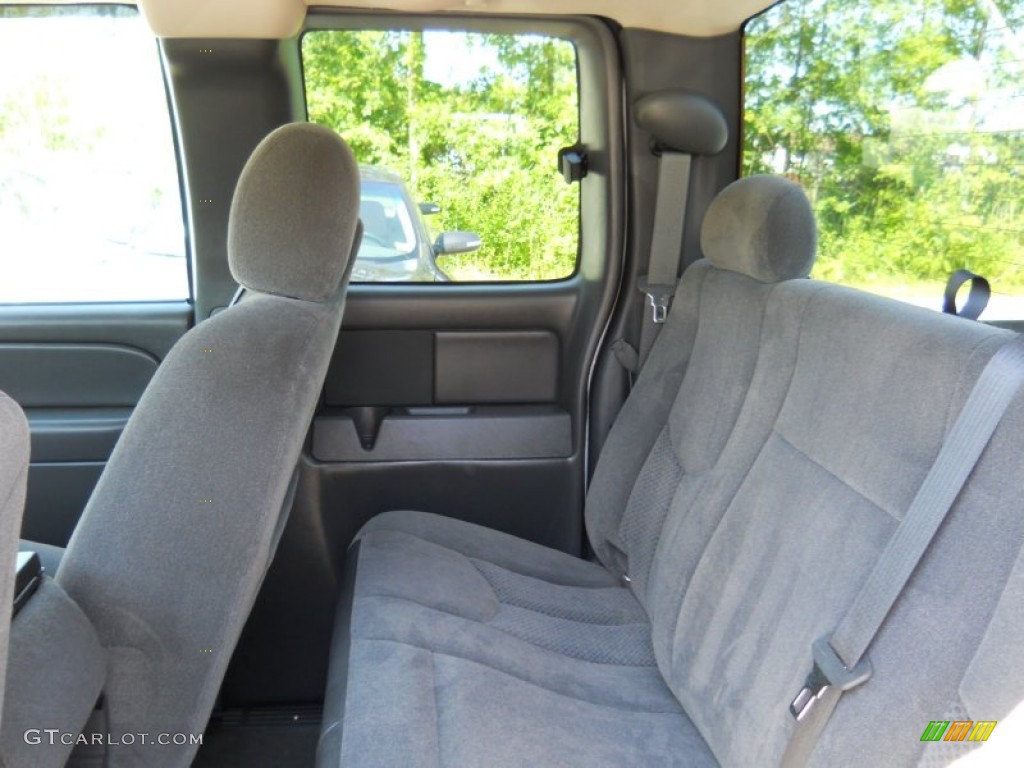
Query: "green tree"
302 30 579 281
745 0 1024 294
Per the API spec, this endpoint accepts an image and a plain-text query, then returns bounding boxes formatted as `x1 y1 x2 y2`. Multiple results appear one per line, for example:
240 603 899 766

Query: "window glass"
302 29 580 283
744 0 1024 320
0 6 187 303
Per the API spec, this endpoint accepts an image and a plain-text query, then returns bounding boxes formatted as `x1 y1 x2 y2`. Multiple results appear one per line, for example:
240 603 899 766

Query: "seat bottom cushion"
317 511 716 768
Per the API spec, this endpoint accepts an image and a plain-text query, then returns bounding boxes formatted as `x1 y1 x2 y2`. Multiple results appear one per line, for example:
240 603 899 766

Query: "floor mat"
192 706 321 768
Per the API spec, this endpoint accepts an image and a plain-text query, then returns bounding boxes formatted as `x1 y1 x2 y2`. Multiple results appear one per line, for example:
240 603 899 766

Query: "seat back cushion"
54 123 360 767
648 283 1019 766
586 175 817 608
1 578 105 768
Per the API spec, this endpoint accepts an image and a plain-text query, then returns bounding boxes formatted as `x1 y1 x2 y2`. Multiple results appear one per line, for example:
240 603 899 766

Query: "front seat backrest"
0 390 29 718
55 123 361 767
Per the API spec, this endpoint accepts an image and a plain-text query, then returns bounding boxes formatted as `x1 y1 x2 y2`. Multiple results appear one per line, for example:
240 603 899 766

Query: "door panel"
313 407 571 462
325 330 434 406
0 302 192 546
434 331 559 404
314 279 591 553
0 344 158 407
26 408 131 462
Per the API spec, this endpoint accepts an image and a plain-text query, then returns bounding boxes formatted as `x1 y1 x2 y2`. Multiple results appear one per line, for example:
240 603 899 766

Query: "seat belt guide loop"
637 277 676 324
790 635 872 722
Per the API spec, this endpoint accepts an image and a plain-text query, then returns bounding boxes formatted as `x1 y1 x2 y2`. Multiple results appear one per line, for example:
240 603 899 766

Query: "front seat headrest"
701 174 817 283
228 122 360 303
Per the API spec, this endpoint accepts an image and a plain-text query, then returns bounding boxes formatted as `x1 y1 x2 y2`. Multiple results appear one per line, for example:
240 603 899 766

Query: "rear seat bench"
318 176 1024 767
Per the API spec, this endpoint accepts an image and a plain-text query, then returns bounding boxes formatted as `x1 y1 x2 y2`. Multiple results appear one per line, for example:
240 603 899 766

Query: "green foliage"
302 30 579 281
745 0 1024 295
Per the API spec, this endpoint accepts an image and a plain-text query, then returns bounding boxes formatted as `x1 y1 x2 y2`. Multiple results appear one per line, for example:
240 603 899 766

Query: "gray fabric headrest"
635 91 728 156
701 175 817 283
229 123 360 302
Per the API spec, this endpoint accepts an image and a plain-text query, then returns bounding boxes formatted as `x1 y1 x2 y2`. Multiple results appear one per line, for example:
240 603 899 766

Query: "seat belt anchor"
789 635 872 722
637 277 676 324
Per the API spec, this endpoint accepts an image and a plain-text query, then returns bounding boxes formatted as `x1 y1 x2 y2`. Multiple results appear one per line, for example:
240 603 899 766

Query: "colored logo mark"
920 720 997 742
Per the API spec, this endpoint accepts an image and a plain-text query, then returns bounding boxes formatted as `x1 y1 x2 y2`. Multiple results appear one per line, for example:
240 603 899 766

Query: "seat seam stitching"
668 284 822 669
468 560 646 626
355 594 656 667
353 637 682 715
773 428 898 522
365 529 617 589
356 593 651 663
498 603 650 627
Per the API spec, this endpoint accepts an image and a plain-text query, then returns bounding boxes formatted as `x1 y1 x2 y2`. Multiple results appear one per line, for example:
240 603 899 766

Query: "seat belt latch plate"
637 277 676 324
790 635 872 722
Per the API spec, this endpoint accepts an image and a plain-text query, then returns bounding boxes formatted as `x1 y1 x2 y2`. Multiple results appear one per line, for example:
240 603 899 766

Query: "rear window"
302 29 580 283
744 0 1024 321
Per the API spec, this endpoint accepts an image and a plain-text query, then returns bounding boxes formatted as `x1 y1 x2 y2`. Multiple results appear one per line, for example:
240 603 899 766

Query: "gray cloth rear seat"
322 175 1024 767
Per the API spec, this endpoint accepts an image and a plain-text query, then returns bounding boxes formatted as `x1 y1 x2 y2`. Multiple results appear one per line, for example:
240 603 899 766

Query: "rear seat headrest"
228 122 360 303
635 91 728 156
701 175 817 283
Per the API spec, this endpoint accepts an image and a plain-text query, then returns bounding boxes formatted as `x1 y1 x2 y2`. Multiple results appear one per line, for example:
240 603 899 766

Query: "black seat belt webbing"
943 269 991 322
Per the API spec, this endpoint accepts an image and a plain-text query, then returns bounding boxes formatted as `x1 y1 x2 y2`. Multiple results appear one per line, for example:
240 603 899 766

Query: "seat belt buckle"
789 635 872 722
637 277 676 324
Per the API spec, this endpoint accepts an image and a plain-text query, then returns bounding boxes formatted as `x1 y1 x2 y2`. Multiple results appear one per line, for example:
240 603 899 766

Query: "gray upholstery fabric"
50 125 359 767
321 175 1024 767
229 122 360 303
318 511 716 768
1 578 105 768
0 390 29 722
661 284 1014 766
634 91 728 156
701 174 816 283
358 510 618 588
584 260 708 573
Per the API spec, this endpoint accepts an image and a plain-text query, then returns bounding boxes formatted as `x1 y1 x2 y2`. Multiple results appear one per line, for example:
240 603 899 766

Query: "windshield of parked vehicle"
357 182 418 259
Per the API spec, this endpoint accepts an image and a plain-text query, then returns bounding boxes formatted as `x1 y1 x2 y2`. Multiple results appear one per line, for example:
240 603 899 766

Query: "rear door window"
302 29 580 283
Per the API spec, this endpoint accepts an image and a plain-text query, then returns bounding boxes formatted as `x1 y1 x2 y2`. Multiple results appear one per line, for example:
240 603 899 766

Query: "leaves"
302 30 579 281
746 0 1024 294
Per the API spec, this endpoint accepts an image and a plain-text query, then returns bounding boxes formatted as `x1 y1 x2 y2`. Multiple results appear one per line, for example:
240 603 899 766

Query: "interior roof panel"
15 0 776 38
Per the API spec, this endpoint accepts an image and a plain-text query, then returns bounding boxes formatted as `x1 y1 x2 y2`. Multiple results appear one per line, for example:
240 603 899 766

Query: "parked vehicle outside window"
355 166 481 282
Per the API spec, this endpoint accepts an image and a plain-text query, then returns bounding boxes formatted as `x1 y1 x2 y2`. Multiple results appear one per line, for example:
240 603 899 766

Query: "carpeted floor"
191 706 322 768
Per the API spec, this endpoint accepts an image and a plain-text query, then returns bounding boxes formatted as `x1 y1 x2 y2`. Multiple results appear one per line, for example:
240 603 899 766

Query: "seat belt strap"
782 332 1024 767
635 152 692 370
943 269 991 321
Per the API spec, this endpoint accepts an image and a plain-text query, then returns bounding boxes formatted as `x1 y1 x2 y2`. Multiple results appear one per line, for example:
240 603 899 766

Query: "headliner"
22 0 776 38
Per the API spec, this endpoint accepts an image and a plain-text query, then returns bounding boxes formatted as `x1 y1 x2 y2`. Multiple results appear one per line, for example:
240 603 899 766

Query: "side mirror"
434 231 482 255
419 202 441 215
